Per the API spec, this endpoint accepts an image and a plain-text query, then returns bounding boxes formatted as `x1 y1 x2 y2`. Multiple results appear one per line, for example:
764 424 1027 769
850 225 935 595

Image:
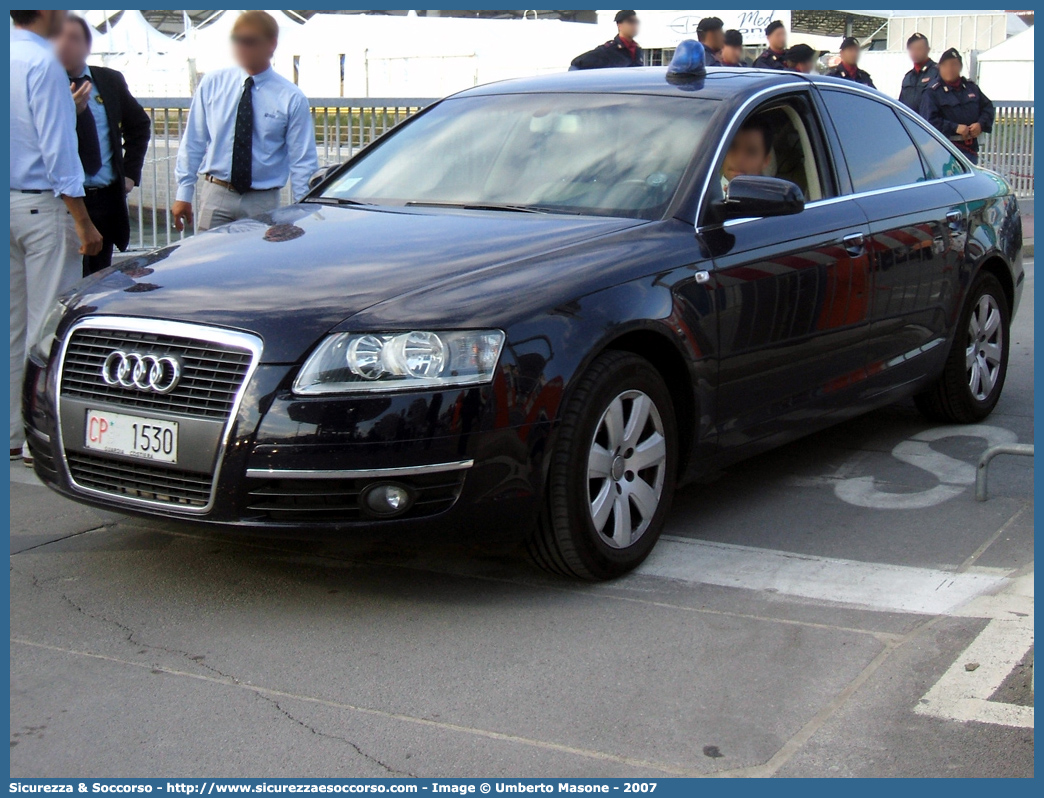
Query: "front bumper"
24 339 550 547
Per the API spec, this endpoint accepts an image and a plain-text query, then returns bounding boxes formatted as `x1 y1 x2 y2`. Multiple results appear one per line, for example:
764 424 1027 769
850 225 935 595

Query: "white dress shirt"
174 65 318 204
9 28 85 197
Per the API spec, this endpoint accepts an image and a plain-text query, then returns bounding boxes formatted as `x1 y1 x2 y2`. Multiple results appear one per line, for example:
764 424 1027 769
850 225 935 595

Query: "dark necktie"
230 76 254 194
72 75 102 177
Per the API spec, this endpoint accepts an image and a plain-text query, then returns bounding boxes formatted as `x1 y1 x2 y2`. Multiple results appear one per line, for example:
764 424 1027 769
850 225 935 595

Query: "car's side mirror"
308 165 338 192
716 175 805 221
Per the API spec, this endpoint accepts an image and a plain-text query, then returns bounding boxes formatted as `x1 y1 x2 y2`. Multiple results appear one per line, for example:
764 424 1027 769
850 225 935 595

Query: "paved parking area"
10 264 1034 778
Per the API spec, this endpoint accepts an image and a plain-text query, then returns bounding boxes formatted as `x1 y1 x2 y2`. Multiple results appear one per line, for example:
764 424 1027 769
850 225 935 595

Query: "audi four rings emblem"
101 351 183 394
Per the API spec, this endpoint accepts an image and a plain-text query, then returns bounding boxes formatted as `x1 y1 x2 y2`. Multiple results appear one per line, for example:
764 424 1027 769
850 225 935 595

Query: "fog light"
361 482 414 518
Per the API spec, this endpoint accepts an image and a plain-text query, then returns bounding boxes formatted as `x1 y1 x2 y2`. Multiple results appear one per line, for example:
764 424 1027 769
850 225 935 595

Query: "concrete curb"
1024 240 1033 258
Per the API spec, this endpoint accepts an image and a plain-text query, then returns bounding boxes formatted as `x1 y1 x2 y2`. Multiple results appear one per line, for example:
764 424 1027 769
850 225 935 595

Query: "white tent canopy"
92 9 181 55
976 25 1034 100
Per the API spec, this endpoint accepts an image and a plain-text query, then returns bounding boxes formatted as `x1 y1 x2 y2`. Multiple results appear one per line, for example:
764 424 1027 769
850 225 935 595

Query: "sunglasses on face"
231 35 265 47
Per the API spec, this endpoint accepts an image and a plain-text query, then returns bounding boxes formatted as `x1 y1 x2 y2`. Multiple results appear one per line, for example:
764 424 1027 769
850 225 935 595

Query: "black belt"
85 182 119 194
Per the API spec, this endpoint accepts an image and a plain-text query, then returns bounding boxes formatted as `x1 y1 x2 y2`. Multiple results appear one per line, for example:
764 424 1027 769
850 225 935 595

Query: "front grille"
246 471 466 522
66 452 212 508
60 328 253 420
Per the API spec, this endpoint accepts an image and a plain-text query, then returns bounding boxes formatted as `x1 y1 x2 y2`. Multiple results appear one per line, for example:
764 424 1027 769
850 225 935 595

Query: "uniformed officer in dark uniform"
898 33 940 113
720 29 748 67
827 36 875 87
696 17 724 66
920 48 995 164
570 10 643 70
783 43 816 74
753 19 787 69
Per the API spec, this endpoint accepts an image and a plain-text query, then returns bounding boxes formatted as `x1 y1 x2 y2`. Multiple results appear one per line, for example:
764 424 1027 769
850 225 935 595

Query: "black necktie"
230 76 254 194
72 75 102 177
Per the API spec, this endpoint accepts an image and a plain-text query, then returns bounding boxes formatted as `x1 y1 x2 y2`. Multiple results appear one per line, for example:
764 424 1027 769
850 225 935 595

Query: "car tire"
527 351 677 580
915 271 1010 424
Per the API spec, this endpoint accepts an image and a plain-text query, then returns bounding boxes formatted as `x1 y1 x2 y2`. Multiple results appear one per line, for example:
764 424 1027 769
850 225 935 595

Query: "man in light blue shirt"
10 10 102 461
172 11 318 232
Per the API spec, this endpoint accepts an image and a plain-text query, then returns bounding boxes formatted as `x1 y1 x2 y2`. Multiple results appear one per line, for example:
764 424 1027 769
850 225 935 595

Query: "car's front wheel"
528 351 677 580
915 271 1010 423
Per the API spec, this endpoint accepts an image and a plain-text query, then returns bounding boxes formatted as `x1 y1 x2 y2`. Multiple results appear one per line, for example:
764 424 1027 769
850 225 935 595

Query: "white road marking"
833 424 1019 509
637 536 1007 616
916 571 1034 728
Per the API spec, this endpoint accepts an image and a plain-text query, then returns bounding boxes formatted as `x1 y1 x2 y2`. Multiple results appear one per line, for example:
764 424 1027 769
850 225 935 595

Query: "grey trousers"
10 191 81 449
196 181 282 232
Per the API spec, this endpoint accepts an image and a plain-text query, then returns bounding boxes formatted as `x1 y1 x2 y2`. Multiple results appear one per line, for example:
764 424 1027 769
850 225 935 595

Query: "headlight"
29 299 68 364
293 330 505 395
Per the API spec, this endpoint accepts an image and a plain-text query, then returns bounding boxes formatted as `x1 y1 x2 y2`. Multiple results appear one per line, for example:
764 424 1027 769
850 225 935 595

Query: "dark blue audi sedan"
24 65 1023 580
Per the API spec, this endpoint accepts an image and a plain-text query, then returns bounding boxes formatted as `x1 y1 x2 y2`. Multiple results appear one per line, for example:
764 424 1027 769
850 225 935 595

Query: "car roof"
454 66 809 101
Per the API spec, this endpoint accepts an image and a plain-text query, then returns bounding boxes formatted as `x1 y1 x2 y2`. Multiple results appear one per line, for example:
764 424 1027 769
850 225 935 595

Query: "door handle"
843 232 865 256
946 210 964 229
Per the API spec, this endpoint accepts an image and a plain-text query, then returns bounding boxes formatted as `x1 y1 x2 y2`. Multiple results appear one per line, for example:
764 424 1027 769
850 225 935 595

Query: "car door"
817 88 968 389
695 90 874 449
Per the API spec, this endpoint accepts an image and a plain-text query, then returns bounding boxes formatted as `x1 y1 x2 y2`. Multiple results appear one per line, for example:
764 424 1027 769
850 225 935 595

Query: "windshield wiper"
404 200 549 214
303 197 374 207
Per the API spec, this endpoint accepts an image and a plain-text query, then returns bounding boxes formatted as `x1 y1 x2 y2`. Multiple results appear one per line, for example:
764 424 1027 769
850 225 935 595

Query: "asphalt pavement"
9 263 1034 779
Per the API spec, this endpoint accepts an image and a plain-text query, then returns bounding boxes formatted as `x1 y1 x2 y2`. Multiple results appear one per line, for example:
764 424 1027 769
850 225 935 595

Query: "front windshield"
320 93 717 220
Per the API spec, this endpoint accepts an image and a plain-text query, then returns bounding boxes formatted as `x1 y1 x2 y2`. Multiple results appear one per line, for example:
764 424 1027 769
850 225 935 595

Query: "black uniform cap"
785 43 815 64
614 10 637 25
765 19 784 37
939 47 962 65
697 16 724 34
907 32 929 48
724 29 743 48
840 36 859 51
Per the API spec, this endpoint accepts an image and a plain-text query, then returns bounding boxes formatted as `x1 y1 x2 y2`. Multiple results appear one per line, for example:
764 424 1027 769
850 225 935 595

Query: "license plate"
84 409 179 464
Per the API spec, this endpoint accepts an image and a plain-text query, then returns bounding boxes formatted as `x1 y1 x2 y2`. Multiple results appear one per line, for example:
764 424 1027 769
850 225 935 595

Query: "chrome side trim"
25 426 50 444
54 316 263 516
245 460 475 481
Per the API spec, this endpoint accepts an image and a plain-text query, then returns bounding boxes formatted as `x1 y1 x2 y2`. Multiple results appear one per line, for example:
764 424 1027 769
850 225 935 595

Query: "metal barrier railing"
978 101 1034 199
125 96 1035 252
128 98 434 252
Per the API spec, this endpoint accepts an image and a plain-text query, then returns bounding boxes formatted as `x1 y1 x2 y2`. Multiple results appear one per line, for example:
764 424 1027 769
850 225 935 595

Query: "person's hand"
124 177 135 195
968 122 983 138
955 124 970 137
76 219 103 256
171 200 194 232
70 80 91 114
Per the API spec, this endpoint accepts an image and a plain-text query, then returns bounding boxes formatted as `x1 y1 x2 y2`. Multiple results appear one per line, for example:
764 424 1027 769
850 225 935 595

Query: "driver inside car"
721 117 774 192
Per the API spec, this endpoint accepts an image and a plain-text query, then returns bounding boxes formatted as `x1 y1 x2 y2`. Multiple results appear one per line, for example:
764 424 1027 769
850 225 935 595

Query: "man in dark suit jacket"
54 15 151 275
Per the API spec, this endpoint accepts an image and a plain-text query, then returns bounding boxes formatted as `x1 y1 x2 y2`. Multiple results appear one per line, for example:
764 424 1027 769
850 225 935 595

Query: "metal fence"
129 98 434 252
126 96 1034 252
977 101 1034 199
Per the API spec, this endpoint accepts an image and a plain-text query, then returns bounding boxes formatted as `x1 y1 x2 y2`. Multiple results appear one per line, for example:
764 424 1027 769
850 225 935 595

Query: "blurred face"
840 46 859 66
55 19 90 73
231 23 277 72
706 29 725 52
939 58 962 83
617 17 639 41
723 128 770 182
908 40 930 64
721 43 743 64
767 27 787 51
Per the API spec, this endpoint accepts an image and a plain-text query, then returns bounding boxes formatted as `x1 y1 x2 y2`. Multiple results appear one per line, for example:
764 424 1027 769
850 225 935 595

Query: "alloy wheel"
586 389 667 549
966 293 1004 401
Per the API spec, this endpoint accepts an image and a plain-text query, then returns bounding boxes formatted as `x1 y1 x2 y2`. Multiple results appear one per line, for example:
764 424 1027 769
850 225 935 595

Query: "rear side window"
903 117 968 179
820 90 927 193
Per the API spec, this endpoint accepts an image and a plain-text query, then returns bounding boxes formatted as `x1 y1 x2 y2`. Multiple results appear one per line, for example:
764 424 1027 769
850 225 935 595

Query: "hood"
66 203 643 363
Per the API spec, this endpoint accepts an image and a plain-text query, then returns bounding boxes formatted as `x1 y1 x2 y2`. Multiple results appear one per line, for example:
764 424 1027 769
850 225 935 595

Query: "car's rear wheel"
915 271 1010 423
527 351 677 580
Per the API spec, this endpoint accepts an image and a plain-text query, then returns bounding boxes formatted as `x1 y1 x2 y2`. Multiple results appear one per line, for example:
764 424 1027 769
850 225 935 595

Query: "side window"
715 96 829 204
820 90 927 193
902 117 968 179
